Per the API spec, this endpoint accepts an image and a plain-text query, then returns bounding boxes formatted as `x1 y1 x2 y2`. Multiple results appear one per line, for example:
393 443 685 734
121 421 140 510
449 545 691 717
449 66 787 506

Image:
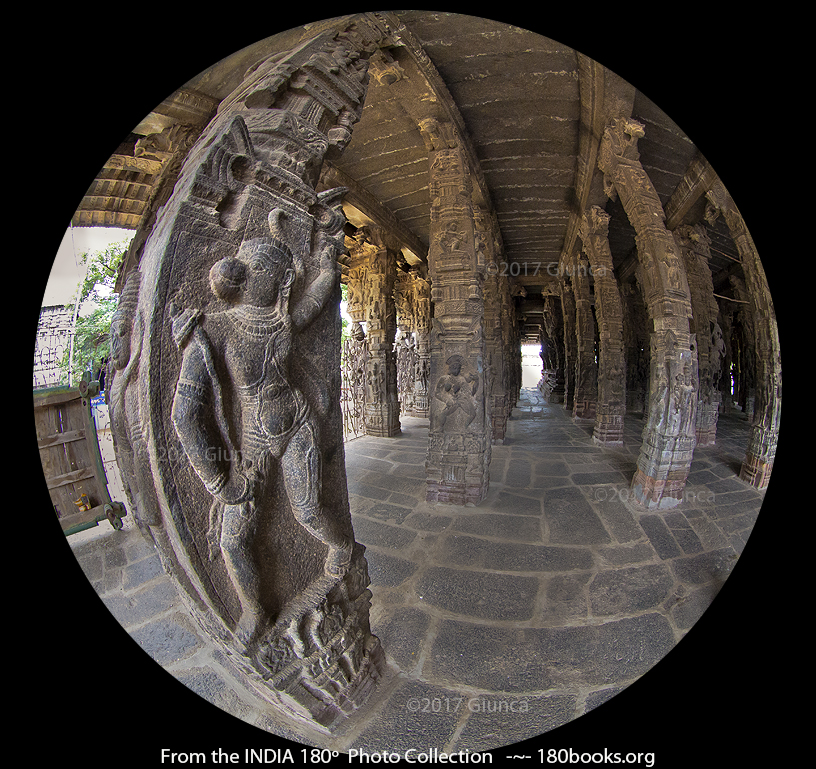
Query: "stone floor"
59 389 773 759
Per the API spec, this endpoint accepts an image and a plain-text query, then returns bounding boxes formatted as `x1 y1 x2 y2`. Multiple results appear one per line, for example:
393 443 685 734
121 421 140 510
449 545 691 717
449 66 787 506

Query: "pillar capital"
579 204 611 240
599 117 645 170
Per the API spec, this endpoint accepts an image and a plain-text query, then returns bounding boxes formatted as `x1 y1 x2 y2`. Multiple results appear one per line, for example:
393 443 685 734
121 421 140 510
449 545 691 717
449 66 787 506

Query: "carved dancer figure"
434 354 478 431
171 209 351 645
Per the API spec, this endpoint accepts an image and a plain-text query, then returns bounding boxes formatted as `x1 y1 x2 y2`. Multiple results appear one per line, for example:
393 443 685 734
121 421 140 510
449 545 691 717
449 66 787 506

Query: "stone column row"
705 182 781 489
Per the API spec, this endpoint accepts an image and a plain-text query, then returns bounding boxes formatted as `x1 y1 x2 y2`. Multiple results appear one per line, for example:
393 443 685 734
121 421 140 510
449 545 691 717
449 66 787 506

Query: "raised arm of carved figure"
292 227 343 331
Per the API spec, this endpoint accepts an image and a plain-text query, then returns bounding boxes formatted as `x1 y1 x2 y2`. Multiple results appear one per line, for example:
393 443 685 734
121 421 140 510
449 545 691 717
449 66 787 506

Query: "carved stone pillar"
674 223 721 445
579 206 625 445
560 276 577 412
599 118 698 509
356 226 400 437
107 20 387 732
395 269 417 415
717 304 734 413
478 209 509 441
705 183 781 489
571 252 598 420
542 293 566 403
502 280 520 411
411 270 432 418
421 117 490 505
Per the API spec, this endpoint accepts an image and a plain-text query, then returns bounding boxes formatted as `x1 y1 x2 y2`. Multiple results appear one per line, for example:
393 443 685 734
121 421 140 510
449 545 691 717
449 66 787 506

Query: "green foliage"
59 241 129 386
340 282 350 341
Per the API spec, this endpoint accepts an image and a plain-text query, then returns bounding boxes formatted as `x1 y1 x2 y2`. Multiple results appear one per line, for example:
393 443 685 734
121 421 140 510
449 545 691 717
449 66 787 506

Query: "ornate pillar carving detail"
395 269 417 415
477 208 509 441
350 226 400 437
107 21 387 732
411 269 432 418
560 276 577 412
599 118 698 509
579 206 625 444
706 182 781 488
422 118 490 504
571 250 598 421
541 293 566 403
673 223 721 445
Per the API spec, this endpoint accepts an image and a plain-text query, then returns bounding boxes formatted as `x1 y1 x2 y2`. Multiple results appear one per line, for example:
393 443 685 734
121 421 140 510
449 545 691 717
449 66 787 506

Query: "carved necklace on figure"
227 303 291 338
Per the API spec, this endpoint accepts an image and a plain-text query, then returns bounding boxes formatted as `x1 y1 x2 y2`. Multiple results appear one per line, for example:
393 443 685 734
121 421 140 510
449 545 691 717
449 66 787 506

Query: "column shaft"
599 118 698 509
421 118 490 505
580 206 625 445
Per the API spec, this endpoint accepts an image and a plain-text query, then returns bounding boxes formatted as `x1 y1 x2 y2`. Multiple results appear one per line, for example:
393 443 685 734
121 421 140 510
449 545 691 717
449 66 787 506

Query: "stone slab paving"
60 389 770 757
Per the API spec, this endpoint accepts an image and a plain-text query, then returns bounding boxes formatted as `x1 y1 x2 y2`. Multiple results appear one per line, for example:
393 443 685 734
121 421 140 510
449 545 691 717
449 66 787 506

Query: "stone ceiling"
71 11 745 331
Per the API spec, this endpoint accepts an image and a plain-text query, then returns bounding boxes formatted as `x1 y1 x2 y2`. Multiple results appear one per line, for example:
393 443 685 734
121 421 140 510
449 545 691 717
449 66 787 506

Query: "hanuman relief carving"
170 209 351 646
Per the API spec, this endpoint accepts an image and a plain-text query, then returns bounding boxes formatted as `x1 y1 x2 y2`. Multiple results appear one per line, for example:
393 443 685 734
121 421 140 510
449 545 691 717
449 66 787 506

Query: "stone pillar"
579 206 625 445
673 223 722 445
356 226 400 437
478 209 509 441
395 269 417 415
421 117 490 505
728 274 756 417
411 270 432 418
599 118 698 509
717 304 734 413
571 251 598 420
504 282 521 411
705 182 781 489
542 293 566 403
560 276 577 412
107 20 387 732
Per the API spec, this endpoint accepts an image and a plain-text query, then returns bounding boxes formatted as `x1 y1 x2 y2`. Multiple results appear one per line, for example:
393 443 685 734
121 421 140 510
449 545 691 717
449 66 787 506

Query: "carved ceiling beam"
103 154 164 175
664 155 718 231
320 161 427 264
375 11 501 233
559 57 635 271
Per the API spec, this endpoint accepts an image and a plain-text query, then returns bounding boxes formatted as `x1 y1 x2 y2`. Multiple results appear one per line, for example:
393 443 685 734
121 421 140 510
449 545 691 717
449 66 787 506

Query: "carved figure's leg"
281 419 352 578
220 500 263 644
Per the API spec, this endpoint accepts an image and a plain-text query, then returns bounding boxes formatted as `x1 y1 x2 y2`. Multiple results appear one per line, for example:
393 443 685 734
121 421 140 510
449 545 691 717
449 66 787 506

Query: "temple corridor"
64 387 763 752
37 11 784 759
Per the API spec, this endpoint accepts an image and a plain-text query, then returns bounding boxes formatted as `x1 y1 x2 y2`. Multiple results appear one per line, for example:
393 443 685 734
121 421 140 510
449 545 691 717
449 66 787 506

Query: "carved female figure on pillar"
170 209 352 647
434 354 479 431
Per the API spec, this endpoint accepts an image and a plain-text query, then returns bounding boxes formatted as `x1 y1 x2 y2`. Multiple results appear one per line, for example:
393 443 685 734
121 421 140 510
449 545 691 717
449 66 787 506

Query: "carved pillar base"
739 424 776 489
412 395 429 418
491 393 508 441
593 413 624 446
426 433 490 505
630 435 695 509
695 401 720 446
549 370 566 404
573 399 596 421
364 403 401 437
237 545 386 732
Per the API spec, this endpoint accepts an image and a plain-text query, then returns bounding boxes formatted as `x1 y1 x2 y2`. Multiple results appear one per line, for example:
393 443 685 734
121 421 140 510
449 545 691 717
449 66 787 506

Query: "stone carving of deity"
170 209 351 647
434 354 479 432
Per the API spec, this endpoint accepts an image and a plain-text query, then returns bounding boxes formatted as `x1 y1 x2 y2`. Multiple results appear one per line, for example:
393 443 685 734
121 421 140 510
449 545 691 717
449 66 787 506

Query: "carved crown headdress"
236 209 294 274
